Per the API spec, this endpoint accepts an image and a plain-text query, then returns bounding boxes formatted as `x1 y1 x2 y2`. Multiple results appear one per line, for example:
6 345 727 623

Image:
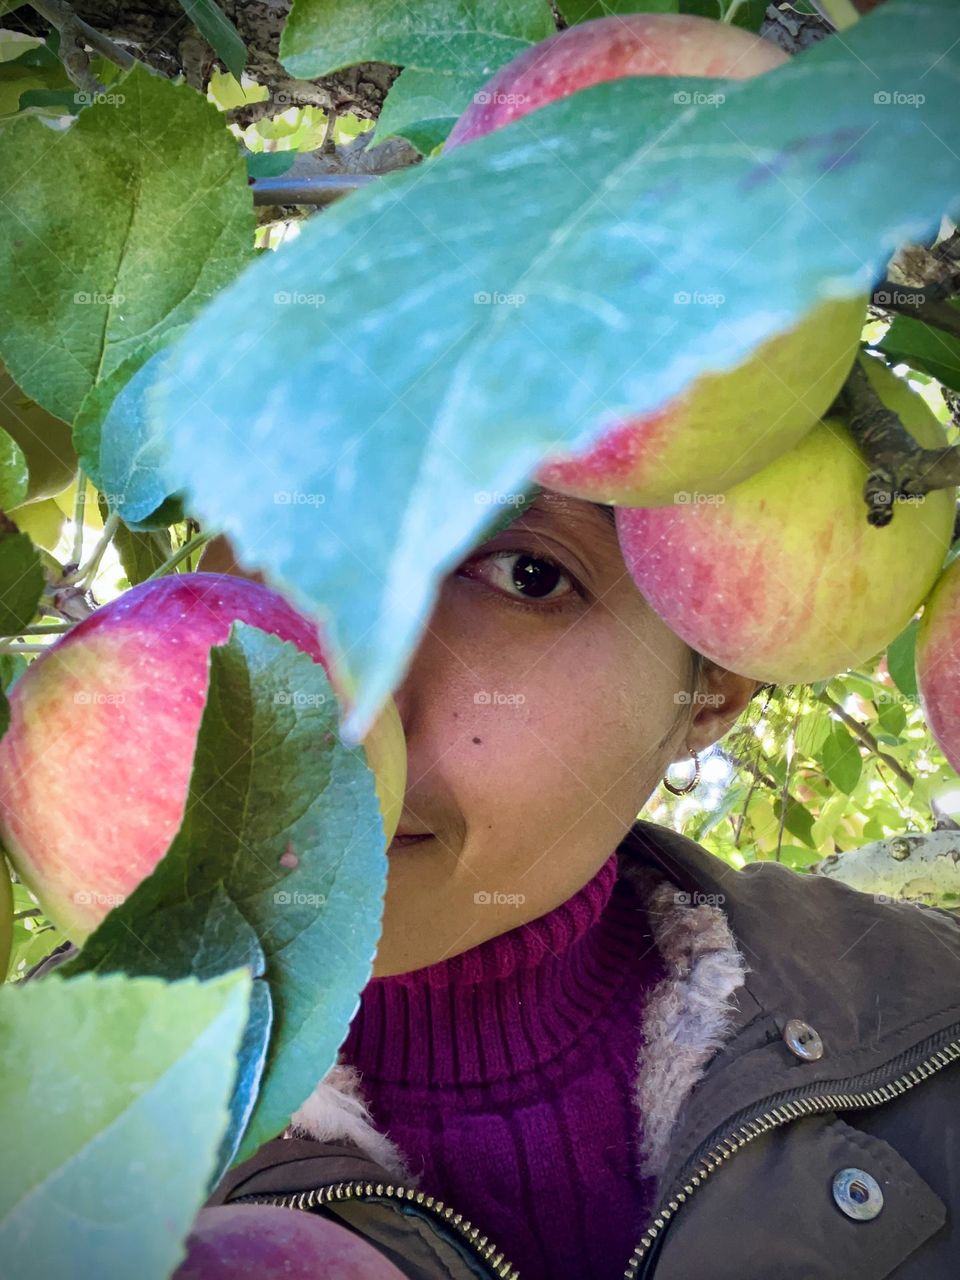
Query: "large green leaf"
61 623 389 1162
886 619 919 699
873 307 960 394
155 0 960 747
0 426 27 509
821 723 864 794
375 66 482 153
0 525 43 635
281 0 556 77
73 326 191 526
0 62 254 424
0 968 251 1280
177 0 248 80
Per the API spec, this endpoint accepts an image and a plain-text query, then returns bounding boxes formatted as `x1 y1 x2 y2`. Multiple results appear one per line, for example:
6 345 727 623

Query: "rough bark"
4 0 401 115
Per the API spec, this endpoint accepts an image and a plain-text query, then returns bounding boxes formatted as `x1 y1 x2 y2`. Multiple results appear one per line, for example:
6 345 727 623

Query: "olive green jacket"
33 824 957 1274
206 818 960 1279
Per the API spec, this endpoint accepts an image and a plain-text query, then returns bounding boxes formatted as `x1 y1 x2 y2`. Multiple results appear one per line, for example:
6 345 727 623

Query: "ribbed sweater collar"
339 851 654 1087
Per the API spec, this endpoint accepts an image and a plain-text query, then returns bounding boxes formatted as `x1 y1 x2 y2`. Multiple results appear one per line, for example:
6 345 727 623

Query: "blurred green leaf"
281 0 556 77
157 1 960 745
873 308 960 394
62 623 390 1163
0 968 251 1280
821 723 863 794
177 0 247 80
886 620 919 698
0 63 254 424
0 527 42 635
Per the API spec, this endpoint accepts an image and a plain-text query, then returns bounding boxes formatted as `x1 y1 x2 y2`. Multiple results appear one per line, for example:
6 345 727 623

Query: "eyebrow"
521 494 617 529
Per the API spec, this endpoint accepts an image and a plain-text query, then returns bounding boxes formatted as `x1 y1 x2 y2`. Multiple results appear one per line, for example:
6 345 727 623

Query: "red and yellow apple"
616 355 956 684
0 572 407 942
172 1205 407 1279
446 13 867 507
917 557 960 774
0 360 77 504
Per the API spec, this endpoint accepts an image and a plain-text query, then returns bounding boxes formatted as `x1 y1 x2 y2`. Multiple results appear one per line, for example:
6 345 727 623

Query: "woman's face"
372 488 756 978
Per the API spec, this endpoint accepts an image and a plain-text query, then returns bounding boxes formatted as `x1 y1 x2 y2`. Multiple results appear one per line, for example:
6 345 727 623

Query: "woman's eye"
458 550 579 609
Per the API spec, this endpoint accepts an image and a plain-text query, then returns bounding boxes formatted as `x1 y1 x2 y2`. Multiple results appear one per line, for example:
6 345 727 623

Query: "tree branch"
870 281 960 341
816 690 916 788
837 356 960 526
29 0 136 95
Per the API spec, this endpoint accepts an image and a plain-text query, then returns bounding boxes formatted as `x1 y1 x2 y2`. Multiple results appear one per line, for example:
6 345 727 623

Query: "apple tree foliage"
0 0 959 1276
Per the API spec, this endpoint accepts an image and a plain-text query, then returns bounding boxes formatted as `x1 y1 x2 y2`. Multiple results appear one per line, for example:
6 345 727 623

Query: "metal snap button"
783 1017 824 1060
832 1167 884 1220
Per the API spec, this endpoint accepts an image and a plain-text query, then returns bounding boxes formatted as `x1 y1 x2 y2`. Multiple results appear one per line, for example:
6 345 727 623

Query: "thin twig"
817 690 916 788
68 475 87 568
18 622 74 636
63 512 120 589
320 106 338 155
145 530 214 581
30 0 136 85
251 174 376 206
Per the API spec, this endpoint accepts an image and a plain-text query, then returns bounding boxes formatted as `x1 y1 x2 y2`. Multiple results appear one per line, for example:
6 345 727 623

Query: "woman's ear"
197 533 267 586
685 658 763 755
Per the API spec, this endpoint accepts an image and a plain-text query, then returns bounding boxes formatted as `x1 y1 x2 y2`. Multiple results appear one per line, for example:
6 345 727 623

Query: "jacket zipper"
232 1033 960 1280
625 1034 960 1279
233 1178 521 1278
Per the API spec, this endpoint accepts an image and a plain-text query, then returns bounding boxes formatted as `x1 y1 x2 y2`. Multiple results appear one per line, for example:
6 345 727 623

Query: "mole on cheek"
472 737 482 745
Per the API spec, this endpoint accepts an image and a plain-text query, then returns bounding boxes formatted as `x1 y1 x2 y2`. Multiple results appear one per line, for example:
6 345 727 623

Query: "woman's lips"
389 833 433 848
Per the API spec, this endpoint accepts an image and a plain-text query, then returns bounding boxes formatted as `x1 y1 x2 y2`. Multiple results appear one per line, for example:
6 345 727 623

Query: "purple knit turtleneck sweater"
338 852 667 1279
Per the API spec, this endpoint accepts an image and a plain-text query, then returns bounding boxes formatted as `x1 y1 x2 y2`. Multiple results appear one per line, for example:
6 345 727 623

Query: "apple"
0 856 12 982
6 498 67 553
172 1205 407 1279
616 355 956 684
445 13 867 508
0 360 77 503
0 572 407 942
917 557 960 774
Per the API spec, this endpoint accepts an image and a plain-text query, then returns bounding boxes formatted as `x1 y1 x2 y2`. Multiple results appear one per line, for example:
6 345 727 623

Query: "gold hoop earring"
662 748 701 796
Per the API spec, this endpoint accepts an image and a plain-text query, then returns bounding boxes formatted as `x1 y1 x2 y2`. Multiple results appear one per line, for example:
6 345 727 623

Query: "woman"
203 489 960 1279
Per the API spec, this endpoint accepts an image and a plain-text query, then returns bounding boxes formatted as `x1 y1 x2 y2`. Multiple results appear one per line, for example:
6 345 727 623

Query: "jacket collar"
288 819 960 1201
287 820 750 1192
